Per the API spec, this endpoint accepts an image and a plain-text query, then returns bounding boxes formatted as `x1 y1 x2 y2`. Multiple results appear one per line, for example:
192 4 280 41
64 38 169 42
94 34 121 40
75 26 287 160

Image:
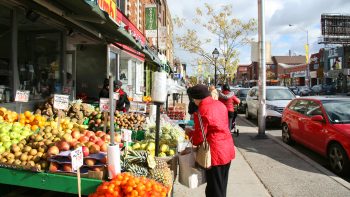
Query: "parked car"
298 86 313 96
245 86 296 122
311 84 336 95
236 88 250 113
281 97 350 175
288 86 299 95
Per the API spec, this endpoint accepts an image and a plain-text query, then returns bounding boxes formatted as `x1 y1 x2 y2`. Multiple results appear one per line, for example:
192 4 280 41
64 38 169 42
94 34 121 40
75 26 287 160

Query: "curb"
237 115 350 191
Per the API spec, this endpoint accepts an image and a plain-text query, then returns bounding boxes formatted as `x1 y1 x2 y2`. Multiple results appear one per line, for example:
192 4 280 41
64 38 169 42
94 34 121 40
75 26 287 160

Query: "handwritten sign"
71 147 83 171
113 92 120 100
54 94 69 110
15 90 30 102
122 129 132 142
100 98 110 112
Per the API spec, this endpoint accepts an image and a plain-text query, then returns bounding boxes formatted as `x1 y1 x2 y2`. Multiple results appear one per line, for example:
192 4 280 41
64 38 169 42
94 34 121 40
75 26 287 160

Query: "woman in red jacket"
219 84 240 131
186 84 235 197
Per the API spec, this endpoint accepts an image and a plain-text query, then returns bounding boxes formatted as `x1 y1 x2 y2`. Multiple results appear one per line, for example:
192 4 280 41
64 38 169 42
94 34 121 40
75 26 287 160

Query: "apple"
114 133 122 143
85 158 96 166
71 130 81 139
100 143 108 152
89 144 100 154
82 146 89 157
85 142 95 148
3 141 12 150
63 164 72 172
0 135 10 142
78 136 89 143
47 146 60 157
101 135 110 142
74 143 84 149
82 130 89 135
0 146 5 154
56 141 70 151
89 135 98 143
49 162 59 172
96 139 104 147
96 131 105 138
69 140 78 148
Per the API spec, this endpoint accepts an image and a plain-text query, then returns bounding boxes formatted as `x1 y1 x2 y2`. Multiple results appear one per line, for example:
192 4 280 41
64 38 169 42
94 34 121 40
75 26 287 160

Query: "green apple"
13 122 22 128
3 141 12 150
9 132 19 140
0 135 10 142
0 146 5 154
12 139 19 145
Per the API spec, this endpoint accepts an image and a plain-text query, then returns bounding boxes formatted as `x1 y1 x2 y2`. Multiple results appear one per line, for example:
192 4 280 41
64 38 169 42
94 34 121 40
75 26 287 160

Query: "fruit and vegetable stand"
0 97 187 196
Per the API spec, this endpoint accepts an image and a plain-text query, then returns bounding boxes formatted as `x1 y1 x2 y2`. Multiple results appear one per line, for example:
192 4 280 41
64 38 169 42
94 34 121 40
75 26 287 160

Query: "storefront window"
120 59 128 89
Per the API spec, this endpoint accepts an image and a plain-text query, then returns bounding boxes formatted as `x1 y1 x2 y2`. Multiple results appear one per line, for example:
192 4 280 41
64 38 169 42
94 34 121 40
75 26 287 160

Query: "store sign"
98 0 117 24
291 71 306 78
158 26 167 50
100 98 110 112
173 73 181 79
54 94 69 110
145 4 157 37
15 90 30 102
71 147 83 171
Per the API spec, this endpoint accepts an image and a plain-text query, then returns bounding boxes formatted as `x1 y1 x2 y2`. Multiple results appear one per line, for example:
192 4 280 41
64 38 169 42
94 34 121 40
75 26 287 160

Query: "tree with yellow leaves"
174 3 257 84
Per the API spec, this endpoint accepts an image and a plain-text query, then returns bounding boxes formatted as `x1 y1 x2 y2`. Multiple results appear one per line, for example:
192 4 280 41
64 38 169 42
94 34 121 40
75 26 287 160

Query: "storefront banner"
15 90 30 102
98 0 118 24
291 71 306 78
145 4 157 37
310 71 317 78
54 94 70 110
116 9 146 46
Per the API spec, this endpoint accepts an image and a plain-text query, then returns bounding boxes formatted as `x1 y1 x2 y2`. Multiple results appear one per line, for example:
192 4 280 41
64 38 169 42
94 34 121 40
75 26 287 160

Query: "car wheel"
282 123 294 145
245 106 251 119
328 143 350 176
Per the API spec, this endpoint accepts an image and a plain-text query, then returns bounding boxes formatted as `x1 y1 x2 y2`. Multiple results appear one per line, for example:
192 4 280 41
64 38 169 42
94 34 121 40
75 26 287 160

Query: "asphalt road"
237 113 350 183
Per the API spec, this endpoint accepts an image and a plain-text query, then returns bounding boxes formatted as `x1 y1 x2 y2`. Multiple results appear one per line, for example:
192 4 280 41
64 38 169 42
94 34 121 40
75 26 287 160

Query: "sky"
168 0 350 75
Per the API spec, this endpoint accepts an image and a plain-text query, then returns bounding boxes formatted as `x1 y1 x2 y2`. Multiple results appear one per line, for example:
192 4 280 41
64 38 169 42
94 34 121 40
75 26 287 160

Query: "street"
236 113 350 183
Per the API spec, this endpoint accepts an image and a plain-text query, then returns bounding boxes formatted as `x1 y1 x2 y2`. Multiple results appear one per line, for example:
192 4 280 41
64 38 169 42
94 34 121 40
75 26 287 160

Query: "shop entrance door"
65 51 76 100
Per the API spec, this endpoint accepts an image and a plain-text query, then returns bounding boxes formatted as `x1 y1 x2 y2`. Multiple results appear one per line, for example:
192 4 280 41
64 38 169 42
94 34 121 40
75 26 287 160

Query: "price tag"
122 129 132 142
100 98 110 112
113 92 120 100
137 103 147 113
62 86 72 94
15 90 30 102
140 86 145 92
54 94 69 110
71 147 83 171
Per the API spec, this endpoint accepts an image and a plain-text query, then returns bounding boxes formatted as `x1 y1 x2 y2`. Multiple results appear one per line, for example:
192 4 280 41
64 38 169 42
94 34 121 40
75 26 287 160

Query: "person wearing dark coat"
99 78 109 98
115 80 130 112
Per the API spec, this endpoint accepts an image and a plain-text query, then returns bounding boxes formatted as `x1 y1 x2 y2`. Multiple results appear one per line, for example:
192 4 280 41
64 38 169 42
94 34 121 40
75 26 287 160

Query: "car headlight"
266 104 277 110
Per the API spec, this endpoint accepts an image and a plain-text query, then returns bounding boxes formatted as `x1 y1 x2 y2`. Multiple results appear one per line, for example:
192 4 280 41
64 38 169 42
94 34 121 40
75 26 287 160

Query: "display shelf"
0 167 102 195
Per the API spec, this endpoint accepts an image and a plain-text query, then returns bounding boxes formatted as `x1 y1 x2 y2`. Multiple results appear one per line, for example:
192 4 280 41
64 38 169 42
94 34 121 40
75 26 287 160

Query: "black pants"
205 162 231 197
228 111 235 131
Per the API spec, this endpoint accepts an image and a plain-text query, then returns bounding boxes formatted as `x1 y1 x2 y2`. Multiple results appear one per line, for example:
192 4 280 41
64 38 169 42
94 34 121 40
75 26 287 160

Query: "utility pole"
257 0 267 138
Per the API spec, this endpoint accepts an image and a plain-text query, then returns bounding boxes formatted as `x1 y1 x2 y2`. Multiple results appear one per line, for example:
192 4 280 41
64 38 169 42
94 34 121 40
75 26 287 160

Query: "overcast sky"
168 0 350 75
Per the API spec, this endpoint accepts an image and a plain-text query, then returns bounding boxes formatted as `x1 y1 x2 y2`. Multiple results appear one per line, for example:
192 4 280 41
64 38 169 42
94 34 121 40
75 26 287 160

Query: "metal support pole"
109 75 115 145
155 103 161 156
214 59 217 86
257 0 267 138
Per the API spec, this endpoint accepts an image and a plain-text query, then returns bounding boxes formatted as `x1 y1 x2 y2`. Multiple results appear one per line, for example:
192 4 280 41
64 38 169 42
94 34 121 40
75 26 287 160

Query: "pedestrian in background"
209 85 218 100
219 84 240 131
114 80 130 112
99 78 109 98
186 84 235 197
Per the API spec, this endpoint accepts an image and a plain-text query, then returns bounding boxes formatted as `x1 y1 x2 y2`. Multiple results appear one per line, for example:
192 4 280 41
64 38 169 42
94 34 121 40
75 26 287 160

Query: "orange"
31 125 39 131
24 111 32 118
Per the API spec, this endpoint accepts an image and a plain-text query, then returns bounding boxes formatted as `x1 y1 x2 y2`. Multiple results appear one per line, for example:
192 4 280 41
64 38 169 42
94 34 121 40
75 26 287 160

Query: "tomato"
126 186 133 193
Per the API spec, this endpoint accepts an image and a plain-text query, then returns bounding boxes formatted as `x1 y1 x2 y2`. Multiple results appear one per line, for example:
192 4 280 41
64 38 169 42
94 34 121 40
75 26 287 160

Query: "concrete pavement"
173 113 350 196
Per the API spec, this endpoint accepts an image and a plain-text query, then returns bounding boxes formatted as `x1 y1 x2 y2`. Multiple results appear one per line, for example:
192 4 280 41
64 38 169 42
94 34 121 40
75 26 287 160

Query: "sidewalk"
172 106 350 196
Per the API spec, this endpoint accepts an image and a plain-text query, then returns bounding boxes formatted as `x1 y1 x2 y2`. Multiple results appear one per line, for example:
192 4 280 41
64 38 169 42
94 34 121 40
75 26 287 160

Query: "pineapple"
149 167 173 187
127 163 149 177
155 157 168 169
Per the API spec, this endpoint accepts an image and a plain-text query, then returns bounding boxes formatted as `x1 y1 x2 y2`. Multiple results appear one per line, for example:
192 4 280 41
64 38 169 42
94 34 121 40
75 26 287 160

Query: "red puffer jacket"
189 96 235 166
219 90 240 112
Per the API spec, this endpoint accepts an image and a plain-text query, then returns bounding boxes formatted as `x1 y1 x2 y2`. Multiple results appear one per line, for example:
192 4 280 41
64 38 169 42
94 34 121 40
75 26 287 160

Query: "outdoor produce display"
0 96 185 196
167 105 186 120
88 172 170 197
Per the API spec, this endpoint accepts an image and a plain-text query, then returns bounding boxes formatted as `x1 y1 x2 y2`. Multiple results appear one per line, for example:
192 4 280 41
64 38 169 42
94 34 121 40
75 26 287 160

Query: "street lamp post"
289 24 310 87
212 48 219 86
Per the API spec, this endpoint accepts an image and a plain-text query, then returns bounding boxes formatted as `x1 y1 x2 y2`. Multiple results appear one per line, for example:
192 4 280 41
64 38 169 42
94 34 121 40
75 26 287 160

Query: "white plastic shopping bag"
178 148 206 188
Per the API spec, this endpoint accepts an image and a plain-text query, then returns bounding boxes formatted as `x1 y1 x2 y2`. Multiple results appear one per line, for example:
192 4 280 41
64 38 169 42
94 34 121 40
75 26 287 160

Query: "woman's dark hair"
222 84 230 91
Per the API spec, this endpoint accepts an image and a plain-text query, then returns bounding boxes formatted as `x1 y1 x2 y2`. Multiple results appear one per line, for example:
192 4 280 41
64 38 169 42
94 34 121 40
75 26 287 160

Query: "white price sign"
15 90 30 102
100 98 110 112
54 94 70 110
122 129 132 142
71 147 83 171
113 92 120 100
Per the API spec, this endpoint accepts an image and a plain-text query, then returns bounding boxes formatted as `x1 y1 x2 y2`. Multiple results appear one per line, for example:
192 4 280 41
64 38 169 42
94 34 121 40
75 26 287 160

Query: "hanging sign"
15 90 30 102
100 98 110 112
145 4 157 37
71 147 84 171
53 94 69 110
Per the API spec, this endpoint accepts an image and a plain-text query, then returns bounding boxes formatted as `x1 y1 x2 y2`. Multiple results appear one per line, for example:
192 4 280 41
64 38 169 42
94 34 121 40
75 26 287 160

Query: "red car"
281 97 350 175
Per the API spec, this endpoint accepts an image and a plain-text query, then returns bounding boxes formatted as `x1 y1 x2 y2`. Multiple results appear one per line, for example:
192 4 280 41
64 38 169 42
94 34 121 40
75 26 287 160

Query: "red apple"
85 131 94 138
78 136 89 143
100 143 108 152
96 139 104 147
82 146 89 157
85 141 95 148
74 143 84 149
49 162 59 172
69 140 78 148
89 135 98 143
82 130 89 135
96 131 105 137
63 133 73 143
101 134 110 142
63 164 72 172
89 144 100 154
56 141 70 151
71 130 81 139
